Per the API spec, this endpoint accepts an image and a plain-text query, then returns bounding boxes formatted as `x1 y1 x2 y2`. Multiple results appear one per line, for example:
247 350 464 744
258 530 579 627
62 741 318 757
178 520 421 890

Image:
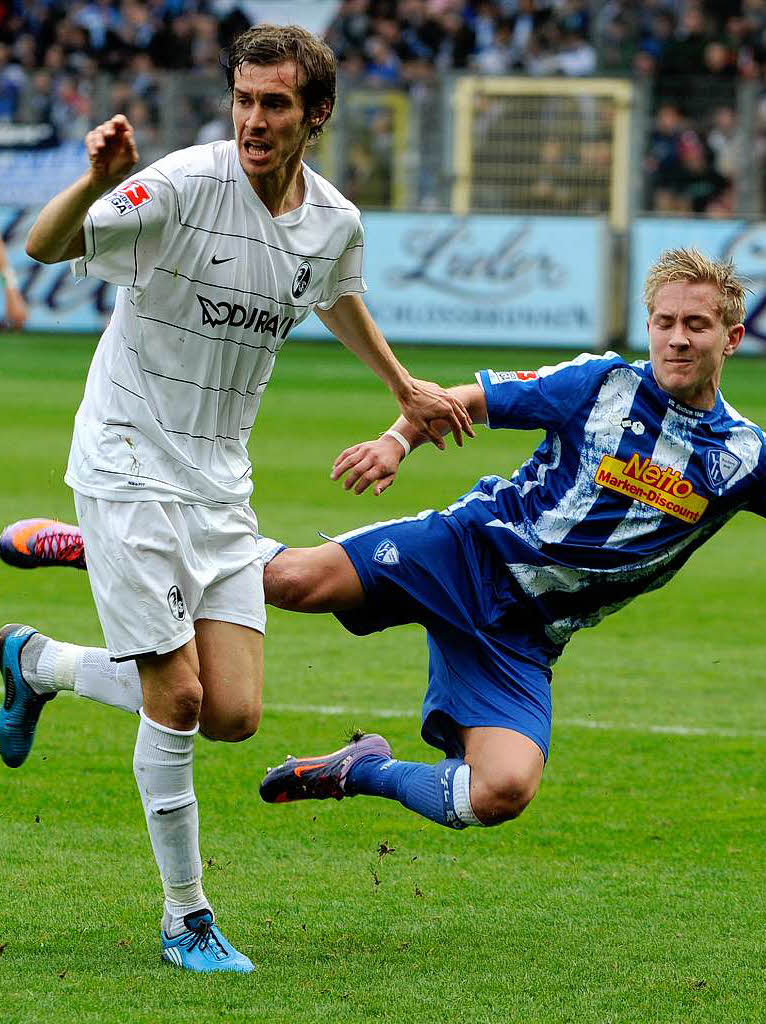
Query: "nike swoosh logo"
211 255 236 265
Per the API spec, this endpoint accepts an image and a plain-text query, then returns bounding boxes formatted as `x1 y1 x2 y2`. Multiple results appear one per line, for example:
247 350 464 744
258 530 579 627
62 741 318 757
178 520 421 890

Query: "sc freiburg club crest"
167 585 186 620
292 261 312 298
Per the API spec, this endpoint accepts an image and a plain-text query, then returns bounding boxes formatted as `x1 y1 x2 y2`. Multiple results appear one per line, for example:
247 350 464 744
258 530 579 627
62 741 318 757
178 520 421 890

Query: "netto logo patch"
596 453 708 524
167 586 186 620
196 293 294 339
292 261 312 298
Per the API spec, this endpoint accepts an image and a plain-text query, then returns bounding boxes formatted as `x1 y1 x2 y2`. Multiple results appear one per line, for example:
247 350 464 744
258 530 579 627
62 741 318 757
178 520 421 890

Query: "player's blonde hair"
224 24 336 141
643 248 748 328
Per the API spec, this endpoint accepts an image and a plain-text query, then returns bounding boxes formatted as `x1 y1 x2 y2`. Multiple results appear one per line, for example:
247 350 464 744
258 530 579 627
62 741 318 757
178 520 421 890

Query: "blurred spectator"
0 42 25 120
1 0 764 218
557 30 597 75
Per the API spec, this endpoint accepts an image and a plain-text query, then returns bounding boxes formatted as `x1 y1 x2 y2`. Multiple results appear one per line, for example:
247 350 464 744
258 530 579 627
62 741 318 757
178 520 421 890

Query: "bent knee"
264 557 314 611
470 770 540 825
161 682 204 730
200 702 261 743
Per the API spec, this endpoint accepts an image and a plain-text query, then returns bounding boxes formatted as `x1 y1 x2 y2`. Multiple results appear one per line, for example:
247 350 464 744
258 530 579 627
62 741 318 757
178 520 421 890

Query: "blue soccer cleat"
0 624 55 768
161 910 254 973
0 518 86 570
259 732 392 803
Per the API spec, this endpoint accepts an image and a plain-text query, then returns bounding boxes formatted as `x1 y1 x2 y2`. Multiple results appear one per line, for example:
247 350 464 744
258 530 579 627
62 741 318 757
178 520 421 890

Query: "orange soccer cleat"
0 518 86 570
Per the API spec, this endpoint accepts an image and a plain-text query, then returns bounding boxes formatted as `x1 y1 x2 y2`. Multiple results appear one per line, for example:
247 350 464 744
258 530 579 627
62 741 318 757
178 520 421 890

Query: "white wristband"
1 266 18 289
382 429 411 458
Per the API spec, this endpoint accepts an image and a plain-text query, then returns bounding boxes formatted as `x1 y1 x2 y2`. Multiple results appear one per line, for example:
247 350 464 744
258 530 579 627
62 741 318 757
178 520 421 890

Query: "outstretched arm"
315 293 475 448
26 114 138 265
332 382 487 495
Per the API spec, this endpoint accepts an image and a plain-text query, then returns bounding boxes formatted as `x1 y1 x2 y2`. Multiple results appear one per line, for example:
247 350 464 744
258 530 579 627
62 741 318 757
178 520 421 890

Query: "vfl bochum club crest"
373 539 399 565
292 261 312 298
706 449 741 490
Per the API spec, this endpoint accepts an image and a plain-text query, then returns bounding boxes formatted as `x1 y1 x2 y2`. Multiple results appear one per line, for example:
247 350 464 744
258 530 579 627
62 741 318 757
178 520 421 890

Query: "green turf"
1 333 766 1023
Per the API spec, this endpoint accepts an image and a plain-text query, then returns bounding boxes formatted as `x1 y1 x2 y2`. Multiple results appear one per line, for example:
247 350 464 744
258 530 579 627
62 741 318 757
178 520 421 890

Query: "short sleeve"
316 219 367 310
72 166 177 290
477 353 623 432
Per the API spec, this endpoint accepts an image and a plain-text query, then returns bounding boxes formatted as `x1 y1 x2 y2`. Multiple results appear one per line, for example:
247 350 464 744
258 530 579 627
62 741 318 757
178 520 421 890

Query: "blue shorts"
334 511 553 760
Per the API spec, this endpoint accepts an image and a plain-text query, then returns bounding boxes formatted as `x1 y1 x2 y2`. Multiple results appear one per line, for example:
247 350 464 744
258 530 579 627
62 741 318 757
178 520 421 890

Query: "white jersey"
66 140 366 505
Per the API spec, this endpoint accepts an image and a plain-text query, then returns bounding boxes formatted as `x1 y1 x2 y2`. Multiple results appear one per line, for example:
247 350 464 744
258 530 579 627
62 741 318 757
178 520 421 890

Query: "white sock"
21 636 142 713
75 650 141 713
452 762 483 826
133 710 208 937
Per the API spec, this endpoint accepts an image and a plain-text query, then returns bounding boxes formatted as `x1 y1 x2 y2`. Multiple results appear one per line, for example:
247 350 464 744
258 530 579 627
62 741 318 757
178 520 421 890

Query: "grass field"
1 332 766 1024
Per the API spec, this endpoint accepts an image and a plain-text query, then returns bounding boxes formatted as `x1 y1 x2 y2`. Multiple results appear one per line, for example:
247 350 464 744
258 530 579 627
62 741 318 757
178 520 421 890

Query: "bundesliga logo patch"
373 539 399 565
487 370 538 384
107 180 153 217
595 453 708 524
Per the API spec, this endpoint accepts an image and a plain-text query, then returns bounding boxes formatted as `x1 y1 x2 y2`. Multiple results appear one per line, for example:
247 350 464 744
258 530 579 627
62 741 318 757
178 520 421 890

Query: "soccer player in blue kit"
2 249 765 832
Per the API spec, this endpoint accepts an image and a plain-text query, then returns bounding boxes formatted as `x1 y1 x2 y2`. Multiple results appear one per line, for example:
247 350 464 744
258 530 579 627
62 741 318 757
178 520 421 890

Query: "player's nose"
245 103 268 130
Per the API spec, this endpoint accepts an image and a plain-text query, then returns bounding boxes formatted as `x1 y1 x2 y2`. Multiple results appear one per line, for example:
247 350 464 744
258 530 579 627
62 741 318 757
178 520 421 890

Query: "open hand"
331 436 406 495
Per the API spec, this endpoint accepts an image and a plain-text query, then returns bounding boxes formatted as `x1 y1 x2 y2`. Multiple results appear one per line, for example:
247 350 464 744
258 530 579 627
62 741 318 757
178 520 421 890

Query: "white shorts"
74 493 266 660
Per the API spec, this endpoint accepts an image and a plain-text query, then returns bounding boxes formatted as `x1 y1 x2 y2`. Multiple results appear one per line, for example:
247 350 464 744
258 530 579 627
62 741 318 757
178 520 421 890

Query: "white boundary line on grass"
267 703 766 740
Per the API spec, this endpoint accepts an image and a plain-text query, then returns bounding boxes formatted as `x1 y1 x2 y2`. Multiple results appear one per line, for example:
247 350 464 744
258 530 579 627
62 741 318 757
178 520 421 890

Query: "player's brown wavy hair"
224 24 336 141
643 248 748 328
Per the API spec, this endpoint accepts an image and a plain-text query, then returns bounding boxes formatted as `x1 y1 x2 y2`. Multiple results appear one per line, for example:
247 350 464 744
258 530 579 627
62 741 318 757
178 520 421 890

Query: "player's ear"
310 99 333 128
724 322 745 357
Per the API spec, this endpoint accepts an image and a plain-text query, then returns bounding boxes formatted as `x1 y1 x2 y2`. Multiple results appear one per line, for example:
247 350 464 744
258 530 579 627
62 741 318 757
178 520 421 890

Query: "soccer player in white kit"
13 24 471 972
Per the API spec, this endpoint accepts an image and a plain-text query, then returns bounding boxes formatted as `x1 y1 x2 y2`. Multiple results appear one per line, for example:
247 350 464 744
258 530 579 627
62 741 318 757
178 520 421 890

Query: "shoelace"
33 528 84 565
183 918 227 958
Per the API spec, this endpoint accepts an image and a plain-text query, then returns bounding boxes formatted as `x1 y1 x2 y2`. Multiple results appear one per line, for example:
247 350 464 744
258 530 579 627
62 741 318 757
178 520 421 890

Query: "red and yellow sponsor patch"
595 453 708 524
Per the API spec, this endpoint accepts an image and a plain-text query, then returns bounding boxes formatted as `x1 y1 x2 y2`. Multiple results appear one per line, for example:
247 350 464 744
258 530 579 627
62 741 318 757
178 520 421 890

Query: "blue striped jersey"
444 353 766 656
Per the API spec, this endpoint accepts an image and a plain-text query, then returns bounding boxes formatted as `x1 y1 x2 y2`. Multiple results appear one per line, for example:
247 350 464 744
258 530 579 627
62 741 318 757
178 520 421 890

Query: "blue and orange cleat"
0 518 85 570
259 732 392 803
0 624 55 768
161 910 254 973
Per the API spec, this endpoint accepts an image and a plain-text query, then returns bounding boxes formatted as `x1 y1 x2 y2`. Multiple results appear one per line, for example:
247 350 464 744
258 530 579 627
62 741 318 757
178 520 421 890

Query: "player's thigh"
195 619 263 742
459 725 545 821
265 542 364 612
74 493 198 660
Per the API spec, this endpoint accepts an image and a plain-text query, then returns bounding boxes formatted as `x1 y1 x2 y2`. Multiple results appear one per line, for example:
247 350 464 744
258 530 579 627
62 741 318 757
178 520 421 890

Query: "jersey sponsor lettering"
595 453 708 523
196 293 294 339
487 369 538 384
108 180 153 217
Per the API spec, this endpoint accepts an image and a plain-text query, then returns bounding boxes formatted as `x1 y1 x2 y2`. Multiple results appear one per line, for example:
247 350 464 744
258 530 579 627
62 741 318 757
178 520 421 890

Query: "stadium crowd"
0 0 763 212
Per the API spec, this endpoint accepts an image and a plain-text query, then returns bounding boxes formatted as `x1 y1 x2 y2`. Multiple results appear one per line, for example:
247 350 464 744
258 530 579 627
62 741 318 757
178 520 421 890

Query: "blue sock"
346 756 468 830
